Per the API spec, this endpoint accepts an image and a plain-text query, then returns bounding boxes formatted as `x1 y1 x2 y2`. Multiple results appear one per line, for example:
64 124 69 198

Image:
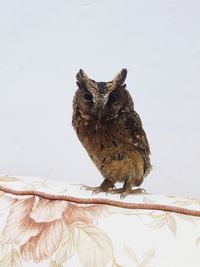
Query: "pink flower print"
2 197 45 246
63 203 106 225
2 195 107 263
20 219 63 262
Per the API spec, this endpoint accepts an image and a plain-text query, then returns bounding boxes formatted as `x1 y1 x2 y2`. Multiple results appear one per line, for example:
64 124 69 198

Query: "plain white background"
0 0 199 197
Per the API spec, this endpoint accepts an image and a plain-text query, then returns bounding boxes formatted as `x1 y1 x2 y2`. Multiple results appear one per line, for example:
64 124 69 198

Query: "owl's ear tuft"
113 68 127 87
76 69 89 83
120 68 127 80
76 69 91 89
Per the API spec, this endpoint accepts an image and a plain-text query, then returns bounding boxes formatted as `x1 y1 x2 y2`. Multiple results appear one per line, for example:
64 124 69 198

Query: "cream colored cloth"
0 175 200 267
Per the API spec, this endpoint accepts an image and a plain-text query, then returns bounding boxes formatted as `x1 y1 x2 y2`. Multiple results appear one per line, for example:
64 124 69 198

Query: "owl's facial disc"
76 69 128 121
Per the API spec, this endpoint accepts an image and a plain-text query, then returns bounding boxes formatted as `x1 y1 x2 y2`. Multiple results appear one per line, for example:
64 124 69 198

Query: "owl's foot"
81 179 115 195
107 187 146 199
81 185 105 194
120 188 146 199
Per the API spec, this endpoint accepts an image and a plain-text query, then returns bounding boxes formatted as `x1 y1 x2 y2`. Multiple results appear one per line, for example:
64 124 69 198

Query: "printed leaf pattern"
0 243 10 262
172 197 200 208
124 245 155 267
175 213 197 225
166 213 177 237
49 260 62 267
112 258 124 267
148 212 177 236
54 224 75 265
140 248 155 267
0 246 22 267
124 245 139 265
72 225 113 267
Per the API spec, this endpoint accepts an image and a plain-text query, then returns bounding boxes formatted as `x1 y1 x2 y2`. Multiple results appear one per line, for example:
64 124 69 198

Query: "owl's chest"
76 118 143 181
76 119 132 159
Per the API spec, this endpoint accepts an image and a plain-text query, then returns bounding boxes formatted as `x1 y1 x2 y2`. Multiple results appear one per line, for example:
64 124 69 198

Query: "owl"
72 69 151 198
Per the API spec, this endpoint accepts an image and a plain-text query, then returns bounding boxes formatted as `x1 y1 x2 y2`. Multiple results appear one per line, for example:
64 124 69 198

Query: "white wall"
0 0 199 197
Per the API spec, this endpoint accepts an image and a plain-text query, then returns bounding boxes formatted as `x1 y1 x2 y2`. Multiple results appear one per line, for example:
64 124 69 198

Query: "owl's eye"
83 92 93 101
109 92 119 102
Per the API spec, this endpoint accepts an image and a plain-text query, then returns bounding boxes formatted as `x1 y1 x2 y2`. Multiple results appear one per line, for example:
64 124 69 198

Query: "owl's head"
74 69 133 122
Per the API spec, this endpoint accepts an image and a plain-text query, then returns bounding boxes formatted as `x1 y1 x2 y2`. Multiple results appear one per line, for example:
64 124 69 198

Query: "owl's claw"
107 187 146 199
81 179 115 195
80 185 105 194
120 188 146 199
107 188 124 195
105 185 116 195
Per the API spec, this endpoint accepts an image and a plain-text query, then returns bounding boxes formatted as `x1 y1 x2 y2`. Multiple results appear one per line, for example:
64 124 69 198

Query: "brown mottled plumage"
72 69 151 198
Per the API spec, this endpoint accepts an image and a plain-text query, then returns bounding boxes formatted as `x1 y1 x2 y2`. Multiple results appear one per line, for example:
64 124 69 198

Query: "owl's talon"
139 188 146 194
107 187 146 198
80 185 105 194
80 185 86 190
107 188 124 195
120 188 146 198
80 185 94 191
120 194 125 200
80 185 92 190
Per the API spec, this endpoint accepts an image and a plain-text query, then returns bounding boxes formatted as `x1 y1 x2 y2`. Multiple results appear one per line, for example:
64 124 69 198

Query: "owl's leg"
122 178 146 198
81 179 114 194
108 186 145 198
108 178 145 198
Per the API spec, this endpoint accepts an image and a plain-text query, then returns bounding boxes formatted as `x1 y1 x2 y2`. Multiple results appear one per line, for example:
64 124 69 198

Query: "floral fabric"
0 175 200 267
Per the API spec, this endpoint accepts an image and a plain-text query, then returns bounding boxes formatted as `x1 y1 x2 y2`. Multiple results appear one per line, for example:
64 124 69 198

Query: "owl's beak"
93 100 106 121
96 109 102 122
93 105 102 121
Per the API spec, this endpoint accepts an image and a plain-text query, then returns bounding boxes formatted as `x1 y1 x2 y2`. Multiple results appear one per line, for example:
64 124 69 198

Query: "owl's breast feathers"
73 109 151 181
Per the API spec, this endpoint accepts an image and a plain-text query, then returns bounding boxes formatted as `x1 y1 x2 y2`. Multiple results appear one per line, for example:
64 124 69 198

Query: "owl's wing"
124 110 151 156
